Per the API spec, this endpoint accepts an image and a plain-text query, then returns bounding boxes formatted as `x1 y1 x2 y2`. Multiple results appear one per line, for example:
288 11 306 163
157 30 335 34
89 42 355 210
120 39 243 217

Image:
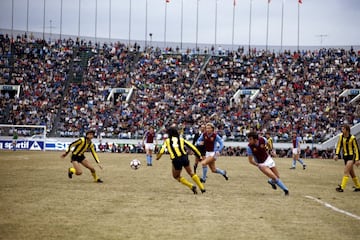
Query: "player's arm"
61 138 81 158
156 140 168 160
90 144 103 169
215 135 224 153
353 138 359 162
195 134 204 146
247 147 258 167
184 139 202 159
334 135 342 160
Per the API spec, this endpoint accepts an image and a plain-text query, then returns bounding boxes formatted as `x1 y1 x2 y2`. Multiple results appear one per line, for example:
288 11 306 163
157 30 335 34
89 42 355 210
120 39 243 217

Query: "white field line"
305 195 360 221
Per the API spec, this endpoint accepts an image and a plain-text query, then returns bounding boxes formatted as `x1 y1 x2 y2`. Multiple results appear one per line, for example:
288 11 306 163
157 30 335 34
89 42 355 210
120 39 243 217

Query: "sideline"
305 195 360 221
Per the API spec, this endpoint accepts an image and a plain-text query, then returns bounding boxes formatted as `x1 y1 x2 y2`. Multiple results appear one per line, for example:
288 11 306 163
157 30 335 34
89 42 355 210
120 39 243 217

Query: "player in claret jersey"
247 131 289 196
142 126 158 166
196 122 228 183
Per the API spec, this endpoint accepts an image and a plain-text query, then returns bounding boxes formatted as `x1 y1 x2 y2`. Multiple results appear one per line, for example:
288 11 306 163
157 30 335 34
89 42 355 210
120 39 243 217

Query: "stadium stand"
1 33 359 158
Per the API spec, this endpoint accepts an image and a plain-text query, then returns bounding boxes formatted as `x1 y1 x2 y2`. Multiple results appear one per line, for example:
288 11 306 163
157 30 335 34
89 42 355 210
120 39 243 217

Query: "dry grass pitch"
0 150 359 240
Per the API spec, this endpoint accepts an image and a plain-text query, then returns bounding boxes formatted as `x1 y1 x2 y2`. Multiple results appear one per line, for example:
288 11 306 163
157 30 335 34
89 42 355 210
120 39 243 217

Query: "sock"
202 166 208 180
352 176 360 188
149 155 152 164
192 174 205 191
340 176 349 190
298 159 305 165
146 155 150 164
91 172 99 181
70 167 76 174
292 159 296 168
268 178 275 184
215 168 225 176
179 177 193 189
275 178 288 191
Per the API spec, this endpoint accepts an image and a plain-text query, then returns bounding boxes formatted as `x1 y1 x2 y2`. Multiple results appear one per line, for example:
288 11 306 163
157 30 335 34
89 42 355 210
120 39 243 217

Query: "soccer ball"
130 159 141 170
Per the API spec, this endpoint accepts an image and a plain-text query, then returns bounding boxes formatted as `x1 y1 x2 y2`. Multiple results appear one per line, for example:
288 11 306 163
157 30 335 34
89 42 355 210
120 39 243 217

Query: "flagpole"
248 0 252 54
109 0 111 43
11 0 14 38
196 0 199 50
26 0 29 35
145 0 148 49
60 0 63 40
180 0 184 50
43 0 46 40
78 0 81 38
95 0 97 44
232 0 236 51
280 0 284 52
129 0 132 46
266 0 270 52
297 1 300 51
164 1 167 48
214 0 218 51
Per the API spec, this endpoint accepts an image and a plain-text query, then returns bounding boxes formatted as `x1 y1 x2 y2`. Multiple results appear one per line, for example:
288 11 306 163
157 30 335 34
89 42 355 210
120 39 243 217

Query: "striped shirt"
158 136 201 160
66 137 100 163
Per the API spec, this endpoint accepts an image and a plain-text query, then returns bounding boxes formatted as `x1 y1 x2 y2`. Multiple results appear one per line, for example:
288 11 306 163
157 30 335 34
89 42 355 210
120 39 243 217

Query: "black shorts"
343 155 355 164
196 144 206 157
71 154 85 163
172 155 190 171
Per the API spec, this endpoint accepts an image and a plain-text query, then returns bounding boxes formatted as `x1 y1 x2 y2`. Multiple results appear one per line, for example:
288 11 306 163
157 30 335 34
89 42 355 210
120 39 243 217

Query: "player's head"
167 126 179 138
205 122 215 134
247 131 259 144
86 129 96 138
342 124 350 134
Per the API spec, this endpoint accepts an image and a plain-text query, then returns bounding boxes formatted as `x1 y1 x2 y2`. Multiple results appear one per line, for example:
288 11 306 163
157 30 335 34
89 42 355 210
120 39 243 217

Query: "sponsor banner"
0 140 44 150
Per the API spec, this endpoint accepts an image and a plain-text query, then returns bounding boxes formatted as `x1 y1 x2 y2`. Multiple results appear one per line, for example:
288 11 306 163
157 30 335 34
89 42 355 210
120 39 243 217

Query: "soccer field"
0 151 359 240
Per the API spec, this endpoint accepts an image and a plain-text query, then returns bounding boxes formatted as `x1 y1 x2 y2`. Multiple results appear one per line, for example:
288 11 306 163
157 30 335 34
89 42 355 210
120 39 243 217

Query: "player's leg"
349 164 360 190
194 157 199 173
200 156 211 183
172 164 196 194
68 160 82 178
184 164 205 193
81 159 102 182
208 159 228 180
296 153 306 169
259 166 288 194
290 152 297 169
336 160 352 192
148 146 153 166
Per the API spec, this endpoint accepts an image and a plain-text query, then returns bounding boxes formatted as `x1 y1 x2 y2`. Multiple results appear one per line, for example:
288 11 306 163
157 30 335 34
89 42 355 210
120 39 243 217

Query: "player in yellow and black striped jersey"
334 124 360 192
61 130 103 183
156 126 205 194
265 132 276 157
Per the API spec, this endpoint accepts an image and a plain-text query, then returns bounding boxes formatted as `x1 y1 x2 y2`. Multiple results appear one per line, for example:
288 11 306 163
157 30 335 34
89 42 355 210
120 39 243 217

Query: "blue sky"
0 0 359 48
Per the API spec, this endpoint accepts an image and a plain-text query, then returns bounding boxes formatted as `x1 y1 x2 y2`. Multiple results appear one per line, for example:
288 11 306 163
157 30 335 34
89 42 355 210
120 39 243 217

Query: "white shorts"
292 148 300 155
145 143 155 151
205 151 218 160
259 156 276 168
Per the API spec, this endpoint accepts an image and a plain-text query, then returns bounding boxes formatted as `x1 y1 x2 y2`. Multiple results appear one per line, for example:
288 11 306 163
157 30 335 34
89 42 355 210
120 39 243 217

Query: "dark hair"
343 124 351 133
167 127 179 138
247 131 258 139
86 130 96 136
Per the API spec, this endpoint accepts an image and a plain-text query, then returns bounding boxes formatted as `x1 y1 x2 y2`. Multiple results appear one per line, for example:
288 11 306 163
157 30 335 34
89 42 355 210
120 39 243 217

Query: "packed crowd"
1 33 359 148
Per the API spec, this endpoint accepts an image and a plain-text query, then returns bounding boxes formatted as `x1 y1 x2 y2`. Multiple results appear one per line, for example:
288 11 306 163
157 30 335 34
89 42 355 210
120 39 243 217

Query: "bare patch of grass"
0 151 359 240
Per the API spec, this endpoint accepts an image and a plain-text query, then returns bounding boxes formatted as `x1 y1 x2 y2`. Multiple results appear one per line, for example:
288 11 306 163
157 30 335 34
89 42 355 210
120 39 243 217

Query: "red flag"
298 0 302 3
268 0 271 3
233 0 236 6
166 0 170 3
